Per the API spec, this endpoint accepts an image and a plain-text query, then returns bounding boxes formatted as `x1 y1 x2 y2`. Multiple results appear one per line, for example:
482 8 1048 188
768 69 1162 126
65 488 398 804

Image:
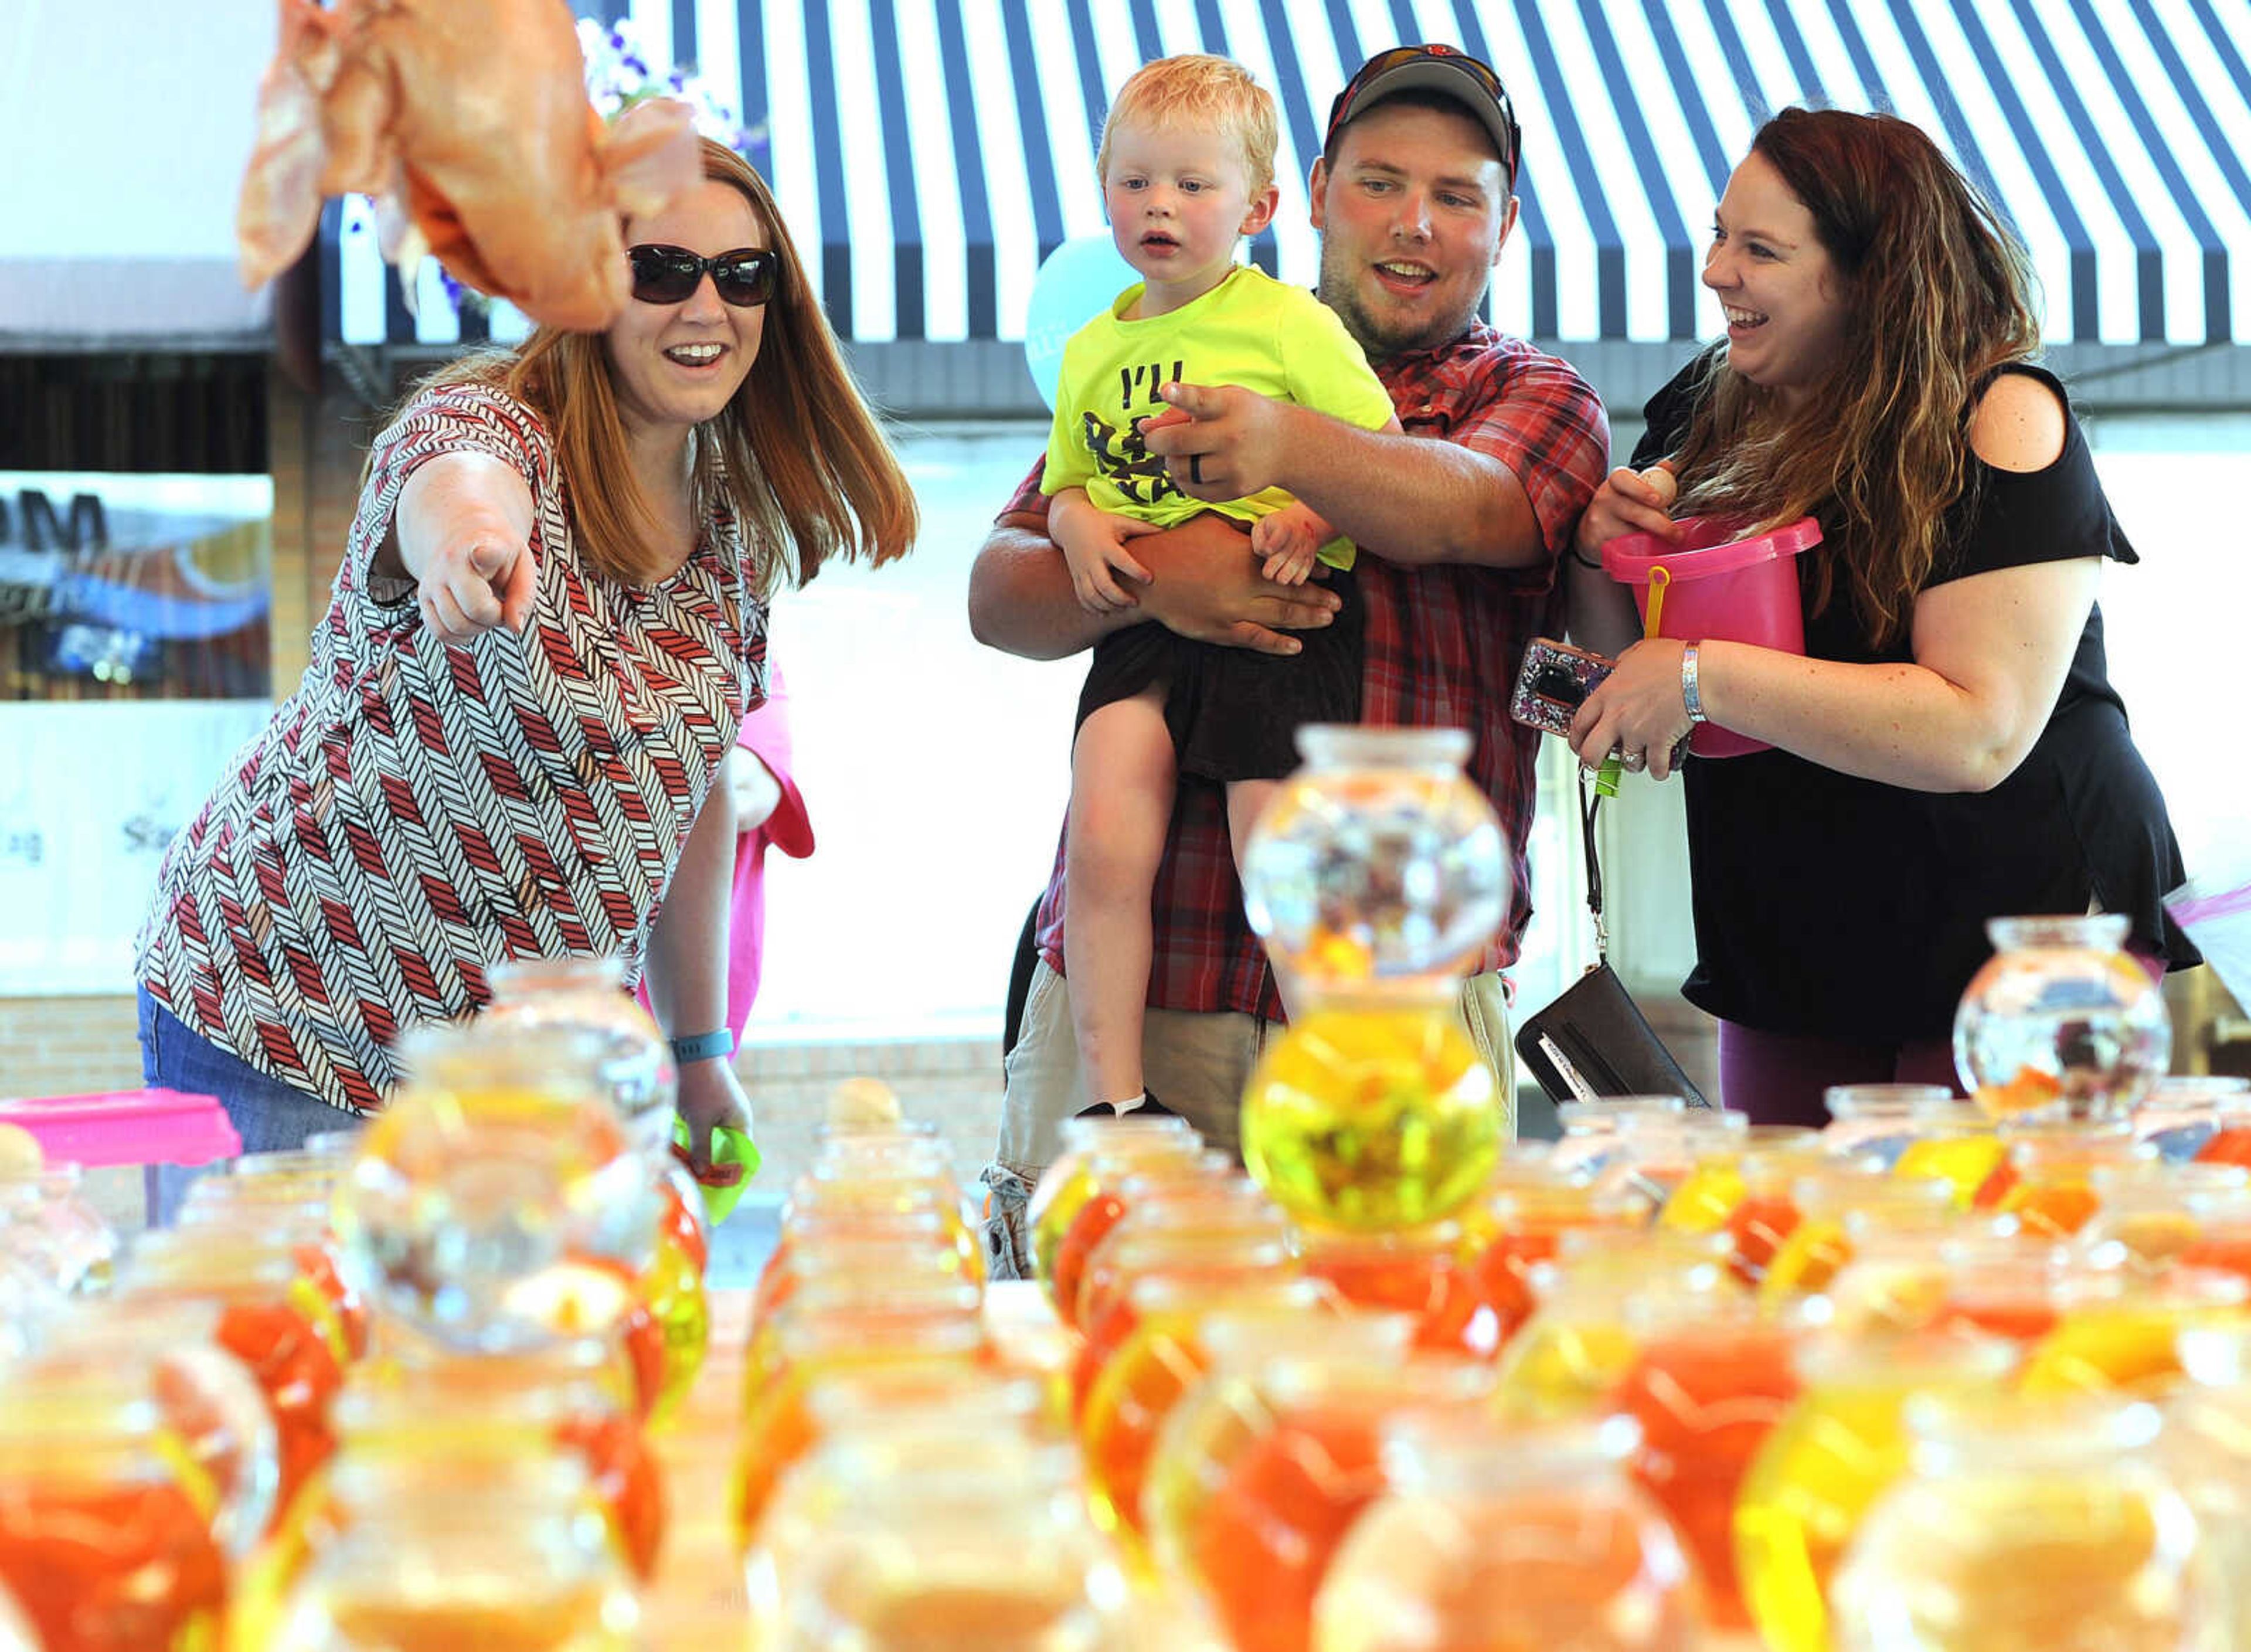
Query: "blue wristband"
669 1029 735 1064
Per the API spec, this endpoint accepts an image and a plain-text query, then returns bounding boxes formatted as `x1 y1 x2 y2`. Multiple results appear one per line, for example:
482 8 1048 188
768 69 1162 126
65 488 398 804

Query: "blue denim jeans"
137 984 360 1220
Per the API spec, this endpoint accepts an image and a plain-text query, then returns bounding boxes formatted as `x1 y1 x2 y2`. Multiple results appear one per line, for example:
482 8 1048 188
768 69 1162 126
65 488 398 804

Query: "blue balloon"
1022 235 1139 410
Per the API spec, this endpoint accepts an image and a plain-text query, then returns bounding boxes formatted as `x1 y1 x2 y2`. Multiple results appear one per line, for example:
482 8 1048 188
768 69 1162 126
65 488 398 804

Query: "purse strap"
1576 765 1610 965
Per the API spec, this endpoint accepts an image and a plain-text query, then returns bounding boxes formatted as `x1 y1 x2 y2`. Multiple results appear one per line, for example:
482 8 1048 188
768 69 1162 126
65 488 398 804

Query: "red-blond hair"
1097 55 1279 198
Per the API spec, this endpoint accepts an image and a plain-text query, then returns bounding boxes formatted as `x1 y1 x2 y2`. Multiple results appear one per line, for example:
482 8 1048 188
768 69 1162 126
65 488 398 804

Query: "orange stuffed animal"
236 0 699 331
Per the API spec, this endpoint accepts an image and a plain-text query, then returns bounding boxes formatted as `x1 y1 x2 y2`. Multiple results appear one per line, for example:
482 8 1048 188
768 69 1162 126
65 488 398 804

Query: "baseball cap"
1324 44 1521 187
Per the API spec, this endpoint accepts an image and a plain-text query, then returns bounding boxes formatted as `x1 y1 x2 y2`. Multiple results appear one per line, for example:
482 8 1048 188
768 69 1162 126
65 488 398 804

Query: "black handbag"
1513 770 1709 1107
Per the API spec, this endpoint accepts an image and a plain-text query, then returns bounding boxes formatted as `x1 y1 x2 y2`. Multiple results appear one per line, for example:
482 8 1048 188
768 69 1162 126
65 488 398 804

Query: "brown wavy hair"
1669 108 2039 646
417 137 914 593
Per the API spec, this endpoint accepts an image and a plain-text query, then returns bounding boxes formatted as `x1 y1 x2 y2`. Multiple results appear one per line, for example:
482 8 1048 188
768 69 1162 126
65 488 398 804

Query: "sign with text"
0 702 270 994
1 471 271 698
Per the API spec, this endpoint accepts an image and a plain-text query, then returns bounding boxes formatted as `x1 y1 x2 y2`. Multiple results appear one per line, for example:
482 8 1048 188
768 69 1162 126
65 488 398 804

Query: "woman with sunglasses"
135 137 914 1184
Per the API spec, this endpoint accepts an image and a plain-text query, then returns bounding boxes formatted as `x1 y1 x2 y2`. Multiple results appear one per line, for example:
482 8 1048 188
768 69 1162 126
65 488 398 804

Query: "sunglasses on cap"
626 243 780 308
1327 44 1522 187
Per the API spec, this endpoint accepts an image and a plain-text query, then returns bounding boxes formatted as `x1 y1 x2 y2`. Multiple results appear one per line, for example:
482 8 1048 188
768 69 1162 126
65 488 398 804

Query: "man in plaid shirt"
970 45 1609 1277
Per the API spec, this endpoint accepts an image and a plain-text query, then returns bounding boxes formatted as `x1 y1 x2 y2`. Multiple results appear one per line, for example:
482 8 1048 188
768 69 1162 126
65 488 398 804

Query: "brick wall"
0 991 1008 1217
0 987 1645 1210
268 363 390 692
0 995 145 1097
11 974 2229 1189
736 1036 1007 1204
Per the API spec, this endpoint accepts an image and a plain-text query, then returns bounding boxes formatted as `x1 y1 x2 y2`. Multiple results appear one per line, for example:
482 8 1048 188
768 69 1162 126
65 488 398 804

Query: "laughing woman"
137 137 914 1176
1565 107 2195 1126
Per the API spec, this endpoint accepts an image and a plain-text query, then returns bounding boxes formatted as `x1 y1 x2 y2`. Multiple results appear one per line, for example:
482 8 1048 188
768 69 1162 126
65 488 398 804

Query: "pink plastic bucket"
1601 515 1820 758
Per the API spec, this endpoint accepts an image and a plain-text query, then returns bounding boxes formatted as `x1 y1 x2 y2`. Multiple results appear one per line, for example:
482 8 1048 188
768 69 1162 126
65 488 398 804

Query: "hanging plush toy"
234 0 699 330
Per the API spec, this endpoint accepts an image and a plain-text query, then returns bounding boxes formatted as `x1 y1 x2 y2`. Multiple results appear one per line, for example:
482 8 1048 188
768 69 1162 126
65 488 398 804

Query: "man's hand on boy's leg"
1131 514 1342 656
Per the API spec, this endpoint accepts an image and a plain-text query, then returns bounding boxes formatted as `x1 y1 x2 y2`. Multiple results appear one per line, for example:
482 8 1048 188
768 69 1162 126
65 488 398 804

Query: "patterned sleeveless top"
137 383 767 1114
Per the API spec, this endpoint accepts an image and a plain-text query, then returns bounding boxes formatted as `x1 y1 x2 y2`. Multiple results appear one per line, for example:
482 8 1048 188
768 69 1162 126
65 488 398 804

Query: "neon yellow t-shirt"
1041 264 1395 569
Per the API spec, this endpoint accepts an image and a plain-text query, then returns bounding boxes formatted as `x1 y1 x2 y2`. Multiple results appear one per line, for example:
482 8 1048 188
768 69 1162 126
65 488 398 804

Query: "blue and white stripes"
326 0 2251 346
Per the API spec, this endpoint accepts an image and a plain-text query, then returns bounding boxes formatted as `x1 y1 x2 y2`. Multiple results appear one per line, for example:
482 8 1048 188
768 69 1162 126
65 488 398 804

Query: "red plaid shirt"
1007 321 1608 1021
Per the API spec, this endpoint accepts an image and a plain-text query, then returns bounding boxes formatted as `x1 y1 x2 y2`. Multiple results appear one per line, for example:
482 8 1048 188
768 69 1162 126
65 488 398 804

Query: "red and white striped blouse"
138 383 766 1114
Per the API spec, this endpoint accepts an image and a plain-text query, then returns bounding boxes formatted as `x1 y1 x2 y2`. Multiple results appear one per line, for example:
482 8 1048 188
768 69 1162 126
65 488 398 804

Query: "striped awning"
328 0 2251 348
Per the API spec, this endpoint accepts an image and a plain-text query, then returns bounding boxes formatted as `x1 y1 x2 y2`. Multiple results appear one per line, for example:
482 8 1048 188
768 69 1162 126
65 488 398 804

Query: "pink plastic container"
0 1087 240 1169
1602 514 1820 758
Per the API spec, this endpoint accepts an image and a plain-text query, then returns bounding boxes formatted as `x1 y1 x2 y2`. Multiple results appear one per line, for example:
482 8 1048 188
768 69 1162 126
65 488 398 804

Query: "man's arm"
967 512 1345 662
1140 390 1548 569
966 522 1131 660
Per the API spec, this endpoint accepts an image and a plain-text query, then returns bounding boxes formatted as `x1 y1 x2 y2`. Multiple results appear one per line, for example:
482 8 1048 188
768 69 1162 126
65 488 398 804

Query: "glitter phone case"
1510 638 1616 737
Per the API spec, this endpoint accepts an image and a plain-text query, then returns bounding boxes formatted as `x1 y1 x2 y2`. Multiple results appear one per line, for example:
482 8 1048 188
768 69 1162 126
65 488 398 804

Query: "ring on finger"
1189 454 1205 485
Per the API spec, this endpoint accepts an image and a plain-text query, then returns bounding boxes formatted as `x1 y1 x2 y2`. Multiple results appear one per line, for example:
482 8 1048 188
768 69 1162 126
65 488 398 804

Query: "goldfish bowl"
1953 915 2171 1127
1239 725 1508 992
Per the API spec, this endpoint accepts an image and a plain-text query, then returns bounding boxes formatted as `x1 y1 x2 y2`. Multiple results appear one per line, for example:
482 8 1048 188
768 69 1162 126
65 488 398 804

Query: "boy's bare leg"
1066 687 1177 1108
1225 777 1305 1025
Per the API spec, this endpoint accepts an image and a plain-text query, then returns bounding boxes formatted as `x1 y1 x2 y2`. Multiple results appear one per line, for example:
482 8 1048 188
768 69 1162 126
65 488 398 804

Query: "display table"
642 1283 1076 1627
639 1289 756 1639
642 1282 1765 1648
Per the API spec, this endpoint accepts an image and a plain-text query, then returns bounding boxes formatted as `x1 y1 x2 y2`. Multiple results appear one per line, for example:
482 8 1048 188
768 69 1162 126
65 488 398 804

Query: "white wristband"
1681 643 1709 725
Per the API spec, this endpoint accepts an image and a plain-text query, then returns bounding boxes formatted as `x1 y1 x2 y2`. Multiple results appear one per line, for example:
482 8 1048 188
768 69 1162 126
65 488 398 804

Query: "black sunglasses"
626 243 780 308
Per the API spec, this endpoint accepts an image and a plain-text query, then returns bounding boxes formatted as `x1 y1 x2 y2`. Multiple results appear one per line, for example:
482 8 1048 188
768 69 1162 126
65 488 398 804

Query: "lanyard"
1577 765 1609 964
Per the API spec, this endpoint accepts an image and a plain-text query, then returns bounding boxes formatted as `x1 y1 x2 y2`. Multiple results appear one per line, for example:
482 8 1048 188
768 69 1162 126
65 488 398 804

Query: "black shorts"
1073 554 1365 783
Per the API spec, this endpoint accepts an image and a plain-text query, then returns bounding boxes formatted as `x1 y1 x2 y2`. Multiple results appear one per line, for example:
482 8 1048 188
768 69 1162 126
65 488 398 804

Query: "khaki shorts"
978 961 1516 1279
